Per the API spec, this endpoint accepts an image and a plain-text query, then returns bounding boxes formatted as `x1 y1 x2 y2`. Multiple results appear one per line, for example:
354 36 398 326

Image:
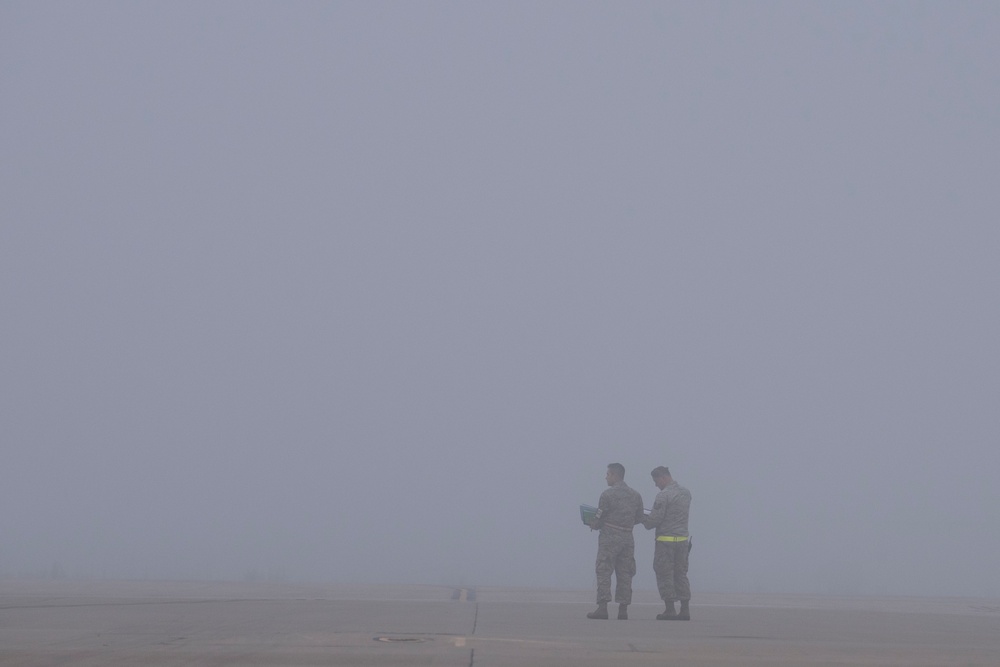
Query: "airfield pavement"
2 579 999 666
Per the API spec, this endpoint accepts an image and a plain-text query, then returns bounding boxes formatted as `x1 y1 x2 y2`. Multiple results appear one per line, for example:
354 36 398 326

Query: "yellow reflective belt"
656 536 689 542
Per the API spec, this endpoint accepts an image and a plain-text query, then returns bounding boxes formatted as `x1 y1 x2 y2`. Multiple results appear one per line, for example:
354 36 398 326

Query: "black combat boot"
617 604 628 620
586 602 609 619
656 601 677 620
677 600 690 620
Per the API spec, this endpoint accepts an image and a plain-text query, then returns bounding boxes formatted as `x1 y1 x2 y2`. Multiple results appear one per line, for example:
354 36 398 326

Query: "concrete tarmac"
2 580 999 666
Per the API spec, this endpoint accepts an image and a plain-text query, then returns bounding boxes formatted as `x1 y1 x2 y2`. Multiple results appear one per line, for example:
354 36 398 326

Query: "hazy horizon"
3 1 999 599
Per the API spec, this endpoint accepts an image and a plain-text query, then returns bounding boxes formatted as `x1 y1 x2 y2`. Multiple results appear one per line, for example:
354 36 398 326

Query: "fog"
3 1 999 598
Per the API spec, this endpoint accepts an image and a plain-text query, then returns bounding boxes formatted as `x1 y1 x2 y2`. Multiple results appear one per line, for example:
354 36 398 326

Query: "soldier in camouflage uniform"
642 466 692 620
587 463 645 620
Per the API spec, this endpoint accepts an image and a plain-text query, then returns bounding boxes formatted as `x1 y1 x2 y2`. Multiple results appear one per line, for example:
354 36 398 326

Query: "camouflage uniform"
642 480 692 603
593 481 644 605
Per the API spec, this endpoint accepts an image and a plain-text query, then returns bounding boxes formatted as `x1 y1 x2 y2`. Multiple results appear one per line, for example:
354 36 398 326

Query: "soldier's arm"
642 497 665 530
590 490 610 529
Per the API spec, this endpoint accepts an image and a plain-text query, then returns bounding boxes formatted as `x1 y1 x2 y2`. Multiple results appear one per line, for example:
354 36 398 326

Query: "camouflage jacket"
642 480 691 537
595 481 644 533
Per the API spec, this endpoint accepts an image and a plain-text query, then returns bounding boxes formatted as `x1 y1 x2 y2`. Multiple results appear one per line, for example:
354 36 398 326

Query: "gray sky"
2 1 999 597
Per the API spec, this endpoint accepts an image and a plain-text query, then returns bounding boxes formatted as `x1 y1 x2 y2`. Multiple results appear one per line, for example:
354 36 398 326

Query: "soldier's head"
650 466 672 489
606 463 625 486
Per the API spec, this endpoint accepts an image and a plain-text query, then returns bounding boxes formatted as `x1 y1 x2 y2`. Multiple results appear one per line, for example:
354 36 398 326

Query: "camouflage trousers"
653 539 691 602
595 530 636 604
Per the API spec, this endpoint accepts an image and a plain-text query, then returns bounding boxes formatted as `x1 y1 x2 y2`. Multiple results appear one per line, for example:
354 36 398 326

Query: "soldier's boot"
586 602 609 619
617 604 628 620
656 601 677 620
677 600 690 620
